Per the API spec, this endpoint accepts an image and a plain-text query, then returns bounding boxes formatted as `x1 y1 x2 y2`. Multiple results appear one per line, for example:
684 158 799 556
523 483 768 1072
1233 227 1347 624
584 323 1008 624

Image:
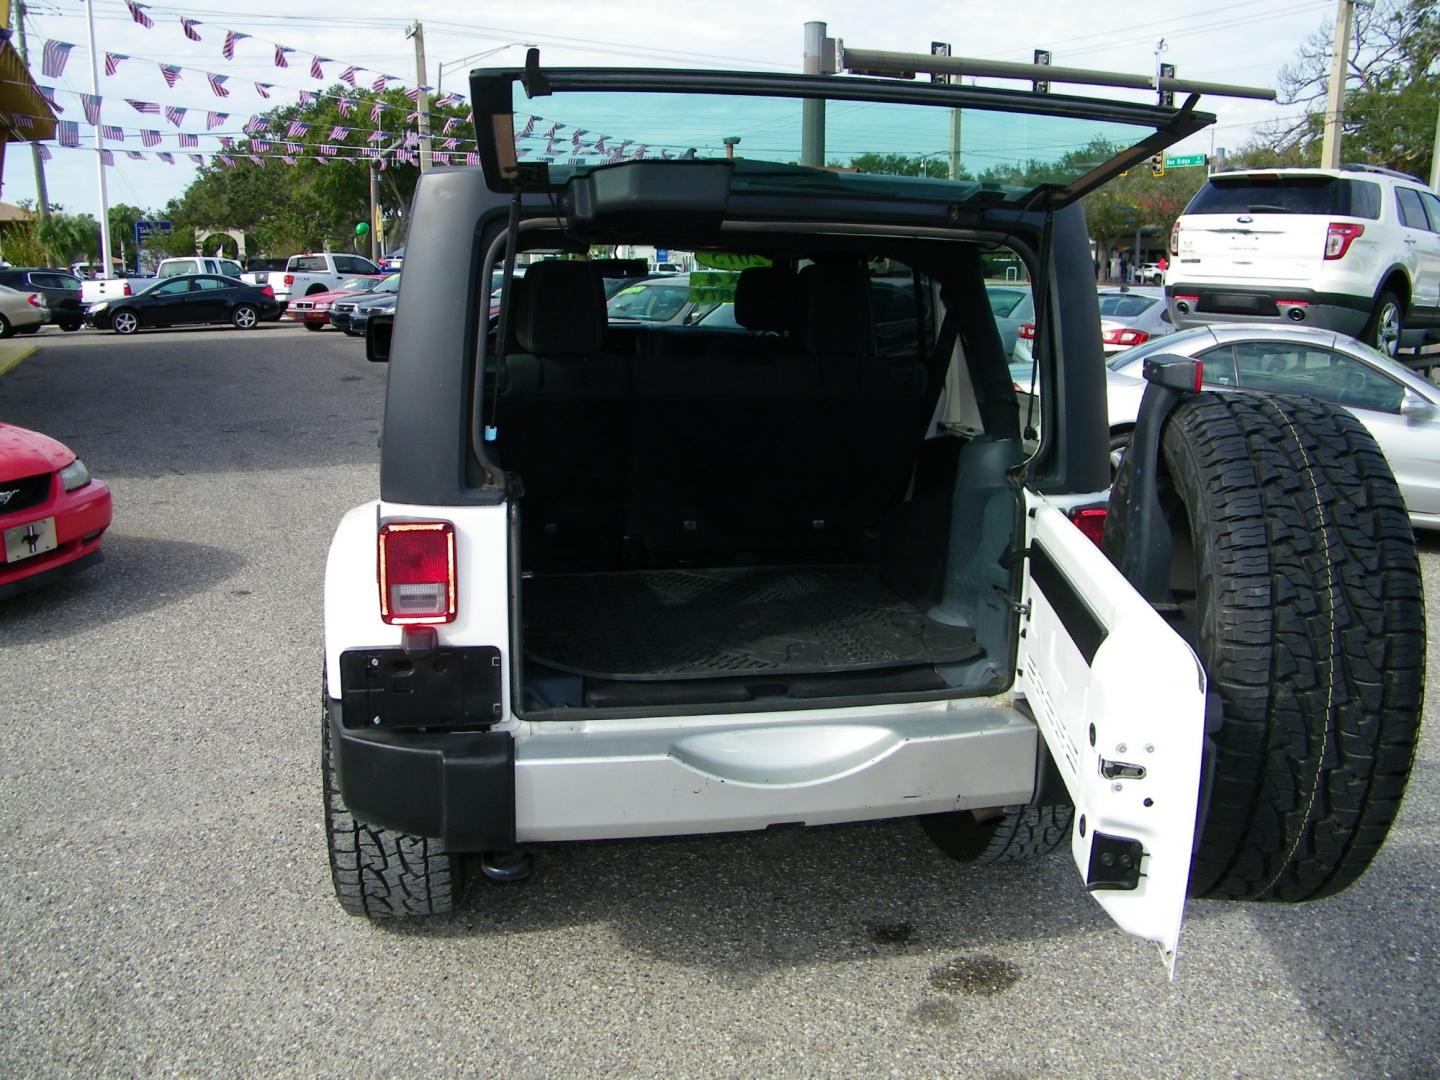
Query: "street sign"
134 219 173 243
1163 153 1207 169
930 42 951 85
1033 49 1051 94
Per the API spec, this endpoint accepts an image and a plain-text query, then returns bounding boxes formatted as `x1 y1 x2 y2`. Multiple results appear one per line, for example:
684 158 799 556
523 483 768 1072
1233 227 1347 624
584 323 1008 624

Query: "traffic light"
1150 152 1166 178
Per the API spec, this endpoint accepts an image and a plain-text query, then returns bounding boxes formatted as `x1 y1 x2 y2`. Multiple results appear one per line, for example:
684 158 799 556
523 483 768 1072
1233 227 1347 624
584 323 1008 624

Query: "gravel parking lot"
1 324 1436 1078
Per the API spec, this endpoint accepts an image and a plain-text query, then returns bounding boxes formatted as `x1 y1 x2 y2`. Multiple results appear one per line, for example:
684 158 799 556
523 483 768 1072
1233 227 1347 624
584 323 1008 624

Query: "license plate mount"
4 516 57 563
339 646 503 730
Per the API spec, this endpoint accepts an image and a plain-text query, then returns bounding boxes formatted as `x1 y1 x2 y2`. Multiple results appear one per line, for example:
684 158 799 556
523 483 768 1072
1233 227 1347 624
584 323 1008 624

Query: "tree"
1261 0 1438 178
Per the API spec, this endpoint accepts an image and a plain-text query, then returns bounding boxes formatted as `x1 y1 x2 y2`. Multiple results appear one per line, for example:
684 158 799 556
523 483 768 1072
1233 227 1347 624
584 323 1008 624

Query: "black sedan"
86 274 279 335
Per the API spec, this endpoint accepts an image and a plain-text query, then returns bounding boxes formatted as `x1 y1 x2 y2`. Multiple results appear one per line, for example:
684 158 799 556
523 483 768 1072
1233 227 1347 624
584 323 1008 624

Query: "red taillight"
1101 327 1150 347
1173 293 1199 303
262 285 275 297
284 273 295 286
26 293 41 307
122 283 132 296
1018 322 1035 340
1324 222 1364 260
378 521 457 625
1169 221 1180 257
1069 506 1107 547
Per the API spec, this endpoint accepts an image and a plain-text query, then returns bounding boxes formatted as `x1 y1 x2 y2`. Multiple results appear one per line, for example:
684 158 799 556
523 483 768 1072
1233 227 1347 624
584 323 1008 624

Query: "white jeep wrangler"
322 56 1424 971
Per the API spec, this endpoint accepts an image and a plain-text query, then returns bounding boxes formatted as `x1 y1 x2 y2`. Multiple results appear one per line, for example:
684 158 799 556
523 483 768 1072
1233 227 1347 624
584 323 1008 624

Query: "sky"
3 0 1335 220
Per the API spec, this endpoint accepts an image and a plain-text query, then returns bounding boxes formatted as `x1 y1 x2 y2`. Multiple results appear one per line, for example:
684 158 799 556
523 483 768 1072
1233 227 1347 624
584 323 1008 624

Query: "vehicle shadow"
1 533 244 645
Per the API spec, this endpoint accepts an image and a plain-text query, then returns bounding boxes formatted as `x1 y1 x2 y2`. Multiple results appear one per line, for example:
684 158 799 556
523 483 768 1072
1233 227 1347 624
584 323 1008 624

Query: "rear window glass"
1186 176 1380 219
290 256 328 272
1098 294 1158 318
1396 187 1429 230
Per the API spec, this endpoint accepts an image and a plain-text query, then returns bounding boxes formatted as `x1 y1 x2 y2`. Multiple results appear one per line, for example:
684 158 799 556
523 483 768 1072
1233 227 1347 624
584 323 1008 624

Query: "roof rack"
833 44 1276 102
1340 163 1425 184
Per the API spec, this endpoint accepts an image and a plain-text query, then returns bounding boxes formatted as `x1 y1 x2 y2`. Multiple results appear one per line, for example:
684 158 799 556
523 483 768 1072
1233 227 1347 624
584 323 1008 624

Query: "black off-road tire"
1105 392 1424 902
921 805 1073 865
322 709 465 918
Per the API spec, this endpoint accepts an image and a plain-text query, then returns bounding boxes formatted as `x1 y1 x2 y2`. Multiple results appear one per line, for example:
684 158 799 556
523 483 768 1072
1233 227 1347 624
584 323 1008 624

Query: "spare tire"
1104 392 1423 902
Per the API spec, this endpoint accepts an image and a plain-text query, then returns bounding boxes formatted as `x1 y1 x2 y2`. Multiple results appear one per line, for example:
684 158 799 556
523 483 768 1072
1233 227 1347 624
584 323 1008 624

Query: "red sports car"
0 424 112 599
282 275 386 330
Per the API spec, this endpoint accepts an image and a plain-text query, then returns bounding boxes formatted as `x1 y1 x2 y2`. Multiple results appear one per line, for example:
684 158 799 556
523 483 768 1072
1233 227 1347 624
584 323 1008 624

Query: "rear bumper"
1167 283 1372 336
327 692 1041 849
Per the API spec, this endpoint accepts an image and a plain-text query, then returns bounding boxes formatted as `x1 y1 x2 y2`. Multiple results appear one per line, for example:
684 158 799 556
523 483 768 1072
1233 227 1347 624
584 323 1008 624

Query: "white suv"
1167 165 1440 356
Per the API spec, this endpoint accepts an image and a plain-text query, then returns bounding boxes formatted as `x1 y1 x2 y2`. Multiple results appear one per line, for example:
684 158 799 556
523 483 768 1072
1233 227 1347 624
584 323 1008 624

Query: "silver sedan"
1106 324 1440 529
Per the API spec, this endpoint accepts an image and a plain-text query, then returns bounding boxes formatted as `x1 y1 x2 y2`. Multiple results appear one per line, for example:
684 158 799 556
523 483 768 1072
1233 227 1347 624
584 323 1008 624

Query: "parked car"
1105 323 1440 527
0 284 49 337
86 274 278 334
329 273 400 333
606 273 718 325
0 423 111 599
0 268 84 331
284 275 387 330
347 292 397 338
379 247 405 272
320 61 1423 974
987 284 1035 357
79 256 241 306
1168 164 1440 357
1135 262 1166 285
244 252 382 312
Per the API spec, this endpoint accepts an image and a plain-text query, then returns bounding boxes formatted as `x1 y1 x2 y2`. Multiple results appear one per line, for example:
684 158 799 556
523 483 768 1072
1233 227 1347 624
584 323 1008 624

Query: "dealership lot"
1 325 1437 1077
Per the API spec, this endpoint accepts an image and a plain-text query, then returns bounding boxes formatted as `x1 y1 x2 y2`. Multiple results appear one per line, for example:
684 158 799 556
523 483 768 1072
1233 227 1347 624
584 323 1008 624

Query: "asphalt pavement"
0 323 1436 1078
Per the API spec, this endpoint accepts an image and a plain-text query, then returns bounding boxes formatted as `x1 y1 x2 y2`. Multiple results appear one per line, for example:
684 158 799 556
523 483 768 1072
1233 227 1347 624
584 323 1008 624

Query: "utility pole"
1430 102 1439 191
12 0 49 224
408 22 432 173
1320 0 1356 169
368 163 380 262
800 21 828 167
83 0 112 276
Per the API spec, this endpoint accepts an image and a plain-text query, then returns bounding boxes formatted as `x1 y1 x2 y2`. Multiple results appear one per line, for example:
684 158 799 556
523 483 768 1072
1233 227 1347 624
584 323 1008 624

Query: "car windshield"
1098 294 1158 318
608 281 693 322
375 274 401 293
478 70 1203 207
337 276 375 291
986 287 1029 318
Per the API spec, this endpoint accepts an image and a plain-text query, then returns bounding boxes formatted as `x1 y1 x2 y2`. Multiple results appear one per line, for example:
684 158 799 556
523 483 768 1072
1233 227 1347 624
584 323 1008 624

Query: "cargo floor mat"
523 566 981 680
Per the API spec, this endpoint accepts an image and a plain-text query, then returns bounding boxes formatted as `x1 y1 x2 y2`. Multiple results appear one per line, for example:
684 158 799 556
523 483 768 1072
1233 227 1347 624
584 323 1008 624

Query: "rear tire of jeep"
921 805 1073 865
1366 290 1404 357
1106 392 1424 902
322 709 465 918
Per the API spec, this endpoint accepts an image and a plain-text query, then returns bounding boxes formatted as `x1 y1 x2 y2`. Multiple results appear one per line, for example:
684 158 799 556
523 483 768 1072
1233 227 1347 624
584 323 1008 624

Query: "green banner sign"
688 271 739 305
692 252 772 272
1164 153 1207 169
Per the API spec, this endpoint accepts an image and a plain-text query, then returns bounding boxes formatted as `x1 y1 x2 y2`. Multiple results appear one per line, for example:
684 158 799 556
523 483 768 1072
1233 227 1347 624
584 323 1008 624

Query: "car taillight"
1169 221 1180 257
122 283 131 296
262 285 275 297
378 521 457 625
1068 506 1107 546
1324 222 1364 260
1018 322 1035 340
284 274 295 286
1101 327 1151 347
26 293 41 307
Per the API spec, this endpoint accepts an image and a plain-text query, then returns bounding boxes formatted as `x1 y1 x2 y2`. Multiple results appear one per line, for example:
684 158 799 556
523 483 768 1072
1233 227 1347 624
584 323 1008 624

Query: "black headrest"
801 263 874 355
733 267 795 332
515 261 605 355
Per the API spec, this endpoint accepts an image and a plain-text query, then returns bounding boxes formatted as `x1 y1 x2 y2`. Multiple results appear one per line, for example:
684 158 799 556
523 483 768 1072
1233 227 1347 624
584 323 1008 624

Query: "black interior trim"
1030 542 1107 665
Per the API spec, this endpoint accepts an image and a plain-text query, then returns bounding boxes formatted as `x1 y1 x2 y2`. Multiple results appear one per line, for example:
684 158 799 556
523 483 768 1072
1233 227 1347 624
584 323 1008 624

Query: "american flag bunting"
127 98 159 115
100 149 115 166
298 91 314 106
243 116 266 133
274 45 293 68
179 133 198 147
369 100 383 123
37 143 51 161
80 94 102 126
56 120 80 147
251 139 271 152
164 105 186 127
328 125 349 140
157 151 174 164
222 31 248 60
281 155 297 165
254 83 273 99
38 86 62 113
126 1 153 28
104 52 128 76
248 154 263 166
206 111 228 129
287 121 309 138
41 40 74 78
180 17 202 41
443 116 459 134
371 73 390 92
336 98 354 117
159 64 181 88
140 129 161 147
217 154 234 167
189 153 204 164
101 124 125 141
339 66 358 86
126 150 145 160
310 55 329 79
207 73 229 97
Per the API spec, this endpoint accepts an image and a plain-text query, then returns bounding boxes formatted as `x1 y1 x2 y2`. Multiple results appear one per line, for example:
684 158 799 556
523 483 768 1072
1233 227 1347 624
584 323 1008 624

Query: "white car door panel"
1020 504 1206 975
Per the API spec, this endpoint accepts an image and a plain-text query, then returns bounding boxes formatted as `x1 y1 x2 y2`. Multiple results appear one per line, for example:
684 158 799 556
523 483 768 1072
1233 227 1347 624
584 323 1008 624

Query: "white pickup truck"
79 256 245 305
241 252 382 311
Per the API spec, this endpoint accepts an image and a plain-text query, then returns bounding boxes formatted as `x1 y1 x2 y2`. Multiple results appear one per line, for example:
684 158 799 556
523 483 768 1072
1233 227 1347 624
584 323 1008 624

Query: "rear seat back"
497 261 626 569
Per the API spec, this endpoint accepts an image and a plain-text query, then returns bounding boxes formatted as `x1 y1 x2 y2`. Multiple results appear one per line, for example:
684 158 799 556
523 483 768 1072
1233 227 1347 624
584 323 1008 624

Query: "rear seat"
500 260 930 570
496 261 627 569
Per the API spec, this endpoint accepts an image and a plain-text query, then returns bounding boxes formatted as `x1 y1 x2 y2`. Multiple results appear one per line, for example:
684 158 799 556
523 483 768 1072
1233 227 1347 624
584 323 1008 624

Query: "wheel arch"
1377 266 1411 310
